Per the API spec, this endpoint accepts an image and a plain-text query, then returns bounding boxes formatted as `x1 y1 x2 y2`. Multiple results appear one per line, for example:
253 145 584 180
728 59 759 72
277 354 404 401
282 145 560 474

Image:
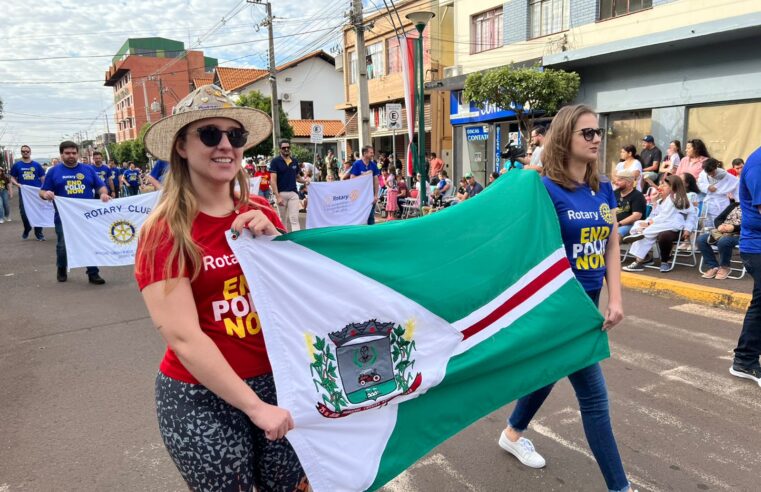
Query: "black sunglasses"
195 126 249 148
574 128 604 142
281 146 291 150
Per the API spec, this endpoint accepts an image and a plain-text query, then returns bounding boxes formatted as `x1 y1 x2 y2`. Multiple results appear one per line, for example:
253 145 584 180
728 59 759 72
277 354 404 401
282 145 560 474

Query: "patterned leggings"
155 372 309 492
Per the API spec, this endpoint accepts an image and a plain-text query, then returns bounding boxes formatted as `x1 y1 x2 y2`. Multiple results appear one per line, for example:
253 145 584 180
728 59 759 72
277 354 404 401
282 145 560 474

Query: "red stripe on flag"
461 257 571 340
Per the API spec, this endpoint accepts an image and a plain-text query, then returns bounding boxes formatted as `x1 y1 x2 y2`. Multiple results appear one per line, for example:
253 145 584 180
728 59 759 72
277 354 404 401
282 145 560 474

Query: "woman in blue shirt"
498 105 630 492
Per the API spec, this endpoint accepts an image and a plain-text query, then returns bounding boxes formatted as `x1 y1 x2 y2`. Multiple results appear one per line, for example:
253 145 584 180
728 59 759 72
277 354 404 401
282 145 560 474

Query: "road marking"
531 422 665 492
383 453 478 492
669 303 745 325
612 342 761 411
626 315 736 352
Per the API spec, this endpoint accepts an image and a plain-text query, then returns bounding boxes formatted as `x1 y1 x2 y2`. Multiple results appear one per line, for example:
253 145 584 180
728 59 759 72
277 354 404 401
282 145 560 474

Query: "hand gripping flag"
55 192 160 269
228 171 609 491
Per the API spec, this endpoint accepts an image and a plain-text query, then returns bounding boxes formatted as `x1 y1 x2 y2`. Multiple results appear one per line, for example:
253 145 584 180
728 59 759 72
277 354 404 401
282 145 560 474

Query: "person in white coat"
698 158 739 227
622 175 694 271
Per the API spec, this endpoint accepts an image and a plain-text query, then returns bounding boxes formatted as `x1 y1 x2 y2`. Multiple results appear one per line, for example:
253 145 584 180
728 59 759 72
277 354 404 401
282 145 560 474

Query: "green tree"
113 141 132 164
463 64 580 143
236 91 293 157
0 95 4 120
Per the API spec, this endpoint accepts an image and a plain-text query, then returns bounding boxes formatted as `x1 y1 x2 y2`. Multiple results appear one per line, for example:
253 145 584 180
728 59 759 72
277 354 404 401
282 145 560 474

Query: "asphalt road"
0 194 757 491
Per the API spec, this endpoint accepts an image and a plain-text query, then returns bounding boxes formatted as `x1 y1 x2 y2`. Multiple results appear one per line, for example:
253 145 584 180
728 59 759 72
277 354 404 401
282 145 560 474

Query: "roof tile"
289 119 345 138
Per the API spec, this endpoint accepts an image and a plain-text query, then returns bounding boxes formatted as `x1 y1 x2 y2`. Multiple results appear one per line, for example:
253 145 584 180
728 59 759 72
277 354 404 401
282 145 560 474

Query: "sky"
0 0 374 160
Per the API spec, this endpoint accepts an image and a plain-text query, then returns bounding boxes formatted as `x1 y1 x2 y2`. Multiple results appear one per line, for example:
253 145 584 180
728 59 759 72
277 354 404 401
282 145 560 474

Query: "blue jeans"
19 193 44 238
697 233 739 269
618 224 633 238
508 289 629 492
0 189 9 220
54 213 98 276
734 253 761 368
367 204 375 225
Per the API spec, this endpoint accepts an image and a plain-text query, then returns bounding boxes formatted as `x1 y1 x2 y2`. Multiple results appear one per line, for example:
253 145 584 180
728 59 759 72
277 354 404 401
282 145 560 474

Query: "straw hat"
143 84 272 161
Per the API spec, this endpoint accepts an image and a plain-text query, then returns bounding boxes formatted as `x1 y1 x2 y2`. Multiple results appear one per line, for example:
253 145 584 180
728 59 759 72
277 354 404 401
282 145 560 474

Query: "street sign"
386 103 402 130
310 123 324 144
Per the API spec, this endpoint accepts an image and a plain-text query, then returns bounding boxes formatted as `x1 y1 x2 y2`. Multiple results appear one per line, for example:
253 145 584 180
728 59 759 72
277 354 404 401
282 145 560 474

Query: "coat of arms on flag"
310 320 421 418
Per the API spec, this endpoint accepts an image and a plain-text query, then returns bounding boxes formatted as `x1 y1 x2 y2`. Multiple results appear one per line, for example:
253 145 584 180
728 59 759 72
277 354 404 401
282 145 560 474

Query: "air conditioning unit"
443 65 463 79
282 93 292 102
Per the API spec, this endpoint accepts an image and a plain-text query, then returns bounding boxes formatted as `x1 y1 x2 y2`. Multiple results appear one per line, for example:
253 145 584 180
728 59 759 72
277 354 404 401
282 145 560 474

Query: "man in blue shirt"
269 140 305 232
108 159 121 197
91 151 115 198
350 145 380 225
731 145 761 386
40 141 111 284
121 163 141 196
9 144 46 240
146 159 169 190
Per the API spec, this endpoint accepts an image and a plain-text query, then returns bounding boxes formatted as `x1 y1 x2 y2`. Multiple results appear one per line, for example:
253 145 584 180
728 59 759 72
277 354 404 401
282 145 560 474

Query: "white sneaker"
498 431 546 468
0 219 5 223
5 217 10 221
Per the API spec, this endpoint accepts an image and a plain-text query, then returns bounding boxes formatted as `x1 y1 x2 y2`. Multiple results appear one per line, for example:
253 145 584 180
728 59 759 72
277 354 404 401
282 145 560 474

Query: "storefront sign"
466 125 489 141
450 90 516 125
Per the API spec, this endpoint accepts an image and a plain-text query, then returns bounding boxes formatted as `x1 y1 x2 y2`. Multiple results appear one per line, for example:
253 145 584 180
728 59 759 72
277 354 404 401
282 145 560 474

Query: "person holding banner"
350 145 380 225
138 84 308 491
499 105 631 492
10 145 46 240
40 141 110 284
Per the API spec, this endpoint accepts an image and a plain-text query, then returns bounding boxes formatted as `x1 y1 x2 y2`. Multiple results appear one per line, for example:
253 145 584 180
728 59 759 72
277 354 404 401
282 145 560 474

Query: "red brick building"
104 38 217 142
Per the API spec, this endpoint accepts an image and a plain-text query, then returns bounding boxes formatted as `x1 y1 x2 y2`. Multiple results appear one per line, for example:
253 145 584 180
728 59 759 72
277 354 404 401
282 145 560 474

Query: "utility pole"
352 0 371 149
142 81 151 124
249 0 280 151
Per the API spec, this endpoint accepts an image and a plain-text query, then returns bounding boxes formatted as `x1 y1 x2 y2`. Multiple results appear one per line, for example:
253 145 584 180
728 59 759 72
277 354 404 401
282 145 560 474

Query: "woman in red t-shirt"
137 85 308 491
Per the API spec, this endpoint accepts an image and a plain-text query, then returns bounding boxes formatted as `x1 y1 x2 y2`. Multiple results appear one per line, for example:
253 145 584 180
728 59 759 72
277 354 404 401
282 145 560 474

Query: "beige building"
338 0 454 171
434 0 761 180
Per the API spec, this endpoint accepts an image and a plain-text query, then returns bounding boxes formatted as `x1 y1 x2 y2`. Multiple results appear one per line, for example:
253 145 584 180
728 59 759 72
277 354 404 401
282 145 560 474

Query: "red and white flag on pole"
399 36 416 177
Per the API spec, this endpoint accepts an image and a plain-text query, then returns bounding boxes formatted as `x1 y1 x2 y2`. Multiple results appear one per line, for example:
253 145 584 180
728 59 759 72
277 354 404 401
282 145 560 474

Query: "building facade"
339 0 454 169
436 0 761 182
104 38 217 143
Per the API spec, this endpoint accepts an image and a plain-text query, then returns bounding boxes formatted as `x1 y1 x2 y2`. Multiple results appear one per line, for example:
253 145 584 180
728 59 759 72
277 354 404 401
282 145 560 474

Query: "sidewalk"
621 260 753 312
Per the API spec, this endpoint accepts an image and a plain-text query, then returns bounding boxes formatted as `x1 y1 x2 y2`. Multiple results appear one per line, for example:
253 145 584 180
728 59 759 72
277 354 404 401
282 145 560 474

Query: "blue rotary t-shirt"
150 159 169 183
542 176 617 292
110 166 122 192
91 164 112 190
41 163 105 199
123 169 141 186
10 160 45 187
350 159 380 177
739 145 761 254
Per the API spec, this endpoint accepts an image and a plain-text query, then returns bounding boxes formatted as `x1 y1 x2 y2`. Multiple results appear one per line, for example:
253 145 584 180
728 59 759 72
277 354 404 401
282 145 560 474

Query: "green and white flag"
228 171 609 491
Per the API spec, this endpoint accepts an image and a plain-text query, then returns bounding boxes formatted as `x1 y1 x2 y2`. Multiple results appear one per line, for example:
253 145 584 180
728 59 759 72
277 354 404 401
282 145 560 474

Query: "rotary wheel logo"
110 220 137 245
349 190 360 201
599 203 613 224
76 173 85 180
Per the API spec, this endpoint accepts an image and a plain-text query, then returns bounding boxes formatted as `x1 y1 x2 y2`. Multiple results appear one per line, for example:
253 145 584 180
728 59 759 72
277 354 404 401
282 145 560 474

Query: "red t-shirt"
254 170 270 191
135 197 284 384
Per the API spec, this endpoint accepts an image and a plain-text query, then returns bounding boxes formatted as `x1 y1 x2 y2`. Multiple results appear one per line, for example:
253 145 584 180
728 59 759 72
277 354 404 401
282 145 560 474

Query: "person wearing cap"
137 85 307 490
640 135 662 186
613 171 646 238
269 139 304 232
465 173 483 198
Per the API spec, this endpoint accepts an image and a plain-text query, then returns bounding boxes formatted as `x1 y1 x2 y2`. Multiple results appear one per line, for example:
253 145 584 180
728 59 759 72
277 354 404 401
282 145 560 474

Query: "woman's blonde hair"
137 125 251 288
542 104 601 192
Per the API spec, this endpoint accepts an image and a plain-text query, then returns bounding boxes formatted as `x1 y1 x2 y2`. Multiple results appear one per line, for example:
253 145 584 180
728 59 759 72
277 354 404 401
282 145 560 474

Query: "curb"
621 272 752 312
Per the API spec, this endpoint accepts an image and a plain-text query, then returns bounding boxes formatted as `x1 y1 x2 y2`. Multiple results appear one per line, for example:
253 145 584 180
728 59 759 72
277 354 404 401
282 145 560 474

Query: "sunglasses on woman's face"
574 127 604 142
195 125 249 148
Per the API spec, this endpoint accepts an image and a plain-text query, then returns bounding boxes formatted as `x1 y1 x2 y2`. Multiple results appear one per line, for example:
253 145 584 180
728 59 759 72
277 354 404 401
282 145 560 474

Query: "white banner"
20 185 55 228
306 173 373 229
55 192 160 269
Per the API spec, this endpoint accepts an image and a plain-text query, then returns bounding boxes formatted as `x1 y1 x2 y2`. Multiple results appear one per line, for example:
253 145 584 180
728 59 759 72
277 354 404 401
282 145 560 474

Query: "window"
530 0 569 38
471 7 503 54
599 0 652 20
366 42 384 80
387 31 430 74
349 51 357 84
300 100 314 120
